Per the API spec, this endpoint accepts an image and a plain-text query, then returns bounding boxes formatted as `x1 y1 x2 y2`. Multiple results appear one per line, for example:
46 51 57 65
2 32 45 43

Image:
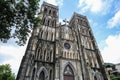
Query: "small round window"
64 43 71 49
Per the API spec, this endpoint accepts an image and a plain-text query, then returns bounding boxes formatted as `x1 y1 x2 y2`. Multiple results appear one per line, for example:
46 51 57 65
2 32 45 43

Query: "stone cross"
63 18 69 25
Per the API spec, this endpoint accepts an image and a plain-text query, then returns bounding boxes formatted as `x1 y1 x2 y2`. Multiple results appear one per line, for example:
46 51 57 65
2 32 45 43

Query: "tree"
0 0 41 46
0 64 15 80
110 75 120 80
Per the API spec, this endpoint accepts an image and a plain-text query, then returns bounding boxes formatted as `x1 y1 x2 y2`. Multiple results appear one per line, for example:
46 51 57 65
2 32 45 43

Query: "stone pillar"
55 61 60 80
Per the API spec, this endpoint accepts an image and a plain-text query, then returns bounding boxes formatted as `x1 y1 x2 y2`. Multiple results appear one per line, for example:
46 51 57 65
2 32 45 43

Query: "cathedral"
17 2 110 80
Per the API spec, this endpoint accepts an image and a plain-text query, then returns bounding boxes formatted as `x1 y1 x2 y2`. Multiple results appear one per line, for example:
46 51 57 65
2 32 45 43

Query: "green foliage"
0 64 15 80
0 0 41 46
0 0 15 42
110 75 120 80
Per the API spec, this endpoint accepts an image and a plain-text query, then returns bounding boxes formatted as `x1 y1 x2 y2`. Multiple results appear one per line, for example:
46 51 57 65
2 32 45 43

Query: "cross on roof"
63 18 69 25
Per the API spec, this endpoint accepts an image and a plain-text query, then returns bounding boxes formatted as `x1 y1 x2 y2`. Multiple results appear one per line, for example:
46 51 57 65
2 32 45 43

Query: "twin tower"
17 2 110 80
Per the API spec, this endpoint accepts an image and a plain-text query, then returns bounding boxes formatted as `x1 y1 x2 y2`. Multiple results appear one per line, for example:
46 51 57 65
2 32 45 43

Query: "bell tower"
40 2 58 27
17 1 59 80
33 2 59 80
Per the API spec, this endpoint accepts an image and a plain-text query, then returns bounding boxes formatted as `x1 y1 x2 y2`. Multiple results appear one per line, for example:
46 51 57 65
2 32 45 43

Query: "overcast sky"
0 0 120 75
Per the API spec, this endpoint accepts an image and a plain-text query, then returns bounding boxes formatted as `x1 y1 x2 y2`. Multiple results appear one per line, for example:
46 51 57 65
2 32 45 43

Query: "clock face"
64 43 71 49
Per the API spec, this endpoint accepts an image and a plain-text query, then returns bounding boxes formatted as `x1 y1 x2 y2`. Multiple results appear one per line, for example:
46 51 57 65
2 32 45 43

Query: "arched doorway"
94 71 104 80
94 75 97 80
64 65 74 80
39 71 45 80
37 67 49 80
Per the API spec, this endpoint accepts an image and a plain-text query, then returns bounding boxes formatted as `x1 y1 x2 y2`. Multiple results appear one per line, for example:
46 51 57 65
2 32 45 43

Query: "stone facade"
17 1 110 80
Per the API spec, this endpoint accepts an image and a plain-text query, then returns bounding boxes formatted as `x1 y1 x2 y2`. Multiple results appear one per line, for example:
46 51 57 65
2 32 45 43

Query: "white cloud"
46 0 63 6
59 18 64 24
101 33 120 64
46 0 56 5
78 0 113 14
107 10 120 29
0 44 27 75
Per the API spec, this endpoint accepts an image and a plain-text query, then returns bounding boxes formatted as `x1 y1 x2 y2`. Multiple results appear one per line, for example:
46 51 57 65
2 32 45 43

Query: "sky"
0 0 120 75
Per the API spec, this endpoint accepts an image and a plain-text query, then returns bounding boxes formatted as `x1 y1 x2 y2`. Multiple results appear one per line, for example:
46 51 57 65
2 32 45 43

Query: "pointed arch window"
44 8 47 14
49 70 52 80
63 52 66 58
38 48 41 60
44 49 47 61
46 49 50 61
51 33 53 41
40 30 43 38
52 20 54 27
49 10 51 15
39 71 45 80
64 65 74 80
46 31 48 40
35 48 39 60
52 20 56 27
53 11 56 17
40 49 43 60
50 50 53 62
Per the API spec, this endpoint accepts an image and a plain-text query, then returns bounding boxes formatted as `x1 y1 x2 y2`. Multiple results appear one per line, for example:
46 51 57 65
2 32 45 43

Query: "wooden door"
64 75 74 80
64 65 74 80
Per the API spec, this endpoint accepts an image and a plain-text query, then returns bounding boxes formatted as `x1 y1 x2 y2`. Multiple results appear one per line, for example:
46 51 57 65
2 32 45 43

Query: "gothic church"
17 2 110 80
